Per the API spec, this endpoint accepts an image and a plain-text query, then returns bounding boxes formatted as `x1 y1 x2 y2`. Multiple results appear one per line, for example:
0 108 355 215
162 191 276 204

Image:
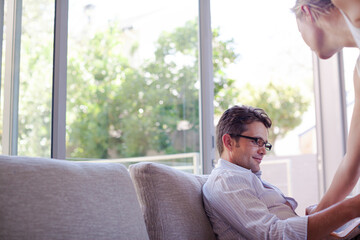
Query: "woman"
332 0 360 28
292 0 360 213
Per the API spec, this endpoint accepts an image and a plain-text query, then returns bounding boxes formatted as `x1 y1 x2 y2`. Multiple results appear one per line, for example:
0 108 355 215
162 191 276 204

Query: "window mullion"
199 0 215 174
2 0 22 155
0 0 5 98
51 0 68 159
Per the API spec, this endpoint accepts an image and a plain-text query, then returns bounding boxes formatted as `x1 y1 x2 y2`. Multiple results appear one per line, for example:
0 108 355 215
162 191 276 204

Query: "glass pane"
67 0 199 173
17 0 55 157
211 0 316 215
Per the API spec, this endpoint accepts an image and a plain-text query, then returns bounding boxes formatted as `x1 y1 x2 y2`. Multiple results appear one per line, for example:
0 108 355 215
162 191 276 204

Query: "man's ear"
301 5 315 22
222 134 233 152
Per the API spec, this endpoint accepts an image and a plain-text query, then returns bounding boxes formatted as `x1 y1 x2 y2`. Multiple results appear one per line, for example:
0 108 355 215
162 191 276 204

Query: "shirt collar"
217 158 262 179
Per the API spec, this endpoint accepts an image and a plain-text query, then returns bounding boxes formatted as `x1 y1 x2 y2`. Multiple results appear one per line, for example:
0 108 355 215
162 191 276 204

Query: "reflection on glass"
17 0 55 157
66 0 200 170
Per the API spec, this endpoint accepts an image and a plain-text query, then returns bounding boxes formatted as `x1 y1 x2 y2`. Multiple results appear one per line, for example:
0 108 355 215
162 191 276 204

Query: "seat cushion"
129 162 216 240
0 155 149 240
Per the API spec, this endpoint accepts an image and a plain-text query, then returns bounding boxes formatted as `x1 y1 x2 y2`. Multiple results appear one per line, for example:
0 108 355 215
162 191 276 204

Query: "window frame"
1 0 216 174
0 0 350 185
312 51 348 198
2 0 21 155
51 0 68 159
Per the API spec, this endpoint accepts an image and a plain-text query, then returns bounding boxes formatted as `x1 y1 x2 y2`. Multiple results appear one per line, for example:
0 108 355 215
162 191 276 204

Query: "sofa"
0 155 216 240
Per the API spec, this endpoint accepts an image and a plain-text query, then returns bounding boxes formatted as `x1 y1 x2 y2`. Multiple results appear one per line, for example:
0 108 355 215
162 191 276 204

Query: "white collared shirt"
202 159 308 240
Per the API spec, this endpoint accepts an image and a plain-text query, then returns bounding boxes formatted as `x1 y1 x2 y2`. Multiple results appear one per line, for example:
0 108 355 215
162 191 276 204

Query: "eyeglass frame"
228 134 272 151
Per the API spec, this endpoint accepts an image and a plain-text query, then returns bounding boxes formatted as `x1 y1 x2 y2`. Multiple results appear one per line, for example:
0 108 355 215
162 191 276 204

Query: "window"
211 0 317 215
66 0 201 172
17 0 55 156
2 0 55 157
0 1 351 206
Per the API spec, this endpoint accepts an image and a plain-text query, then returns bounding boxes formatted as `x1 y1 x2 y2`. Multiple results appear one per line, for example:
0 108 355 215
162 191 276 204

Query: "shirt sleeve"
203 171 308 240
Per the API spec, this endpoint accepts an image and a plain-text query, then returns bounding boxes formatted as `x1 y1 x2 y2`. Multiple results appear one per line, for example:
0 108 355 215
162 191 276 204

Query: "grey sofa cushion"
129 162 216 240
0 155 149 240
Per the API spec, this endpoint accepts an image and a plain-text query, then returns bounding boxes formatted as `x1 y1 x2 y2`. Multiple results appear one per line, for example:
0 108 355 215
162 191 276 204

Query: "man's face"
229 121 268 173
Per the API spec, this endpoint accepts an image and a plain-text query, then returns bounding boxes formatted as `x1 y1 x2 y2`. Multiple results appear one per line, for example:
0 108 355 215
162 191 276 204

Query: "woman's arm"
308 194 360 240
332 0 360 28
314 154 359 212
313 64 360 213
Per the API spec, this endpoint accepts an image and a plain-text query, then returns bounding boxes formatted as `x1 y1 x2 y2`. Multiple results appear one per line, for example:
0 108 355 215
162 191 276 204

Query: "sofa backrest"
0 155 149 240
129 162 216 240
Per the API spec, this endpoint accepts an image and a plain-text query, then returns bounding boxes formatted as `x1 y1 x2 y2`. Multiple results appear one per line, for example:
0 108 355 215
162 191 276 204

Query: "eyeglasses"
229 134 272 151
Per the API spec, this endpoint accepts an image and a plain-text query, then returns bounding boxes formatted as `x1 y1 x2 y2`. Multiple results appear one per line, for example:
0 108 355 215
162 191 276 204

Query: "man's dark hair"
216 105 272 155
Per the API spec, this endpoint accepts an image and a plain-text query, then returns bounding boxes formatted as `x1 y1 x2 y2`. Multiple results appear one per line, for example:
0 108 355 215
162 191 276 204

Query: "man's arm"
307 194 360 240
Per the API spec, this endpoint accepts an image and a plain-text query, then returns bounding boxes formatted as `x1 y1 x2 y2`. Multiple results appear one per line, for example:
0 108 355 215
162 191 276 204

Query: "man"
202 105 360 240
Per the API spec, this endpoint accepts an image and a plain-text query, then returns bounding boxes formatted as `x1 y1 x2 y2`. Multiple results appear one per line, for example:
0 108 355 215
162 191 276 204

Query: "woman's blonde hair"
291 0 335 20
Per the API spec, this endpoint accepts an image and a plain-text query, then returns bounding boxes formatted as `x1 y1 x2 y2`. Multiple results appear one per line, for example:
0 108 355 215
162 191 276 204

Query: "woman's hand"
306 204 318 215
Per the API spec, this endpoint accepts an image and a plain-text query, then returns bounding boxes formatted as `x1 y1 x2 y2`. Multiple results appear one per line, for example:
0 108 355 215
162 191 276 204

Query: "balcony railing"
82 152 201 174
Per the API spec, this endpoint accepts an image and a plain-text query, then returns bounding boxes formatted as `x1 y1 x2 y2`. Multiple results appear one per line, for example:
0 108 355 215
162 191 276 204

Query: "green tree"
239 82 310 150
16 6 309 159
67 19 238 159
16 0 54 157
141 20 238 155
67 24 140 158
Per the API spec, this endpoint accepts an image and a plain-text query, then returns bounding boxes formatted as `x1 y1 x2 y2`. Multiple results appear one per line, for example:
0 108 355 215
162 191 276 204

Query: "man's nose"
258 145 266 155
